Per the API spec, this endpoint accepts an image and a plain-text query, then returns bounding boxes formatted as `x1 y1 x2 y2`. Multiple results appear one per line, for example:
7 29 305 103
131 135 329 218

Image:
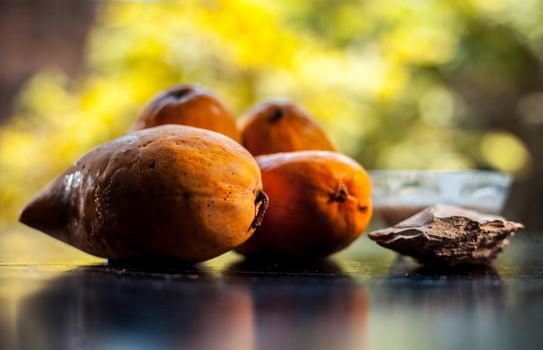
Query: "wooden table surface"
1 226 542 350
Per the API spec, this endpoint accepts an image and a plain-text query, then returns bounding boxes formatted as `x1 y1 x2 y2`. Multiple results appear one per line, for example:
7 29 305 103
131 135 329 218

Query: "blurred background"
0 0 542 230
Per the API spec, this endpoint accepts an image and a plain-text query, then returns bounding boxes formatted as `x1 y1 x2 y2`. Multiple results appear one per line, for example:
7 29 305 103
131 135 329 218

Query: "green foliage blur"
0 0 540 223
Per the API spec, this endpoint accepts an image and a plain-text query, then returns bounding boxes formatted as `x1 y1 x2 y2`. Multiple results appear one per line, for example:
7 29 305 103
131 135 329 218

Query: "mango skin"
134 84 241 142
238 100 336 156
236 151 372 258
19 125 266 262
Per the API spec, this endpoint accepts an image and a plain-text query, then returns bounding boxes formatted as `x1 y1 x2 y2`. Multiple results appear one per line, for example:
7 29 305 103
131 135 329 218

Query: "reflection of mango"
226 260 369 350
134 84 241 142
18 269 256 350
20 125 267 262
237 151 372 258
256 284 369 350
238 100 336 156
194 287 255 350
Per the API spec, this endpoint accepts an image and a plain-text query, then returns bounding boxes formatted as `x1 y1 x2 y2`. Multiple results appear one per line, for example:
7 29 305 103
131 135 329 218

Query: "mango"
238 100 336 156
134 84 241 142
20 125 268 262
236 151 372 258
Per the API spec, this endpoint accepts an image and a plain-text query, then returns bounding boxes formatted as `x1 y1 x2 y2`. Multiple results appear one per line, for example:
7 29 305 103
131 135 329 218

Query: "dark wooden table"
1 227 542 350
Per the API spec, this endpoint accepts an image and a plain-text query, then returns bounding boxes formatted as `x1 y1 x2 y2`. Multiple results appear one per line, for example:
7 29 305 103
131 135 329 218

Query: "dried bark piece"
368 204 523 266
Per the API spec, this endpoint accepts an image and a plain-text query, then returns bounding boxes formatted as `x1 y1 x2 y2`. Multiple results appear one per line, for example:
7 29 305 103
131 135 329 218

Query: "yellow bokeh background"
0 0 539 224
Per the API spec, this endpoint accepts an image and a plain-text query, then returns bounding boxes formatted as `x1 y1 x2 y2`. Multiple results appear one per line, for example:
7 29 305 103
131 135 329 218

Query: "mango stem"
251 189 269 230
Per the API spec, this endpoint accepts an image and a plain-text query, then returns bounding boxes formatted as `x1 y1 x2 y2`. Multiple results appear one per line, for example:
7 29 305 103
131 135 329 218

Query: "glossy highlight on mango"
236 151 372 258
134 84 241 142
20 125 268 262
238 100 336 156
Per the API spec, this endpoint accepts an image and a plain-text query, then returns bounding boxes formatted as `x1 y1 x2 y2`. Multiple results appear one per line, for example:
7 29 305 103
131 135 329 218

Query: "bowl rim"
368 169 512 181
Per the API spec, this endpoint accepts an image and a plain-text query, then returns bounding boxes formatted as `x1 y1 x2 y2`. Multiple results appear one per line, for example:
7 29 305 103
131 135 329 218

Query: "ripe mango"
238 100 336 156
134 84 241 142
20 125 268 262
236 151 372 258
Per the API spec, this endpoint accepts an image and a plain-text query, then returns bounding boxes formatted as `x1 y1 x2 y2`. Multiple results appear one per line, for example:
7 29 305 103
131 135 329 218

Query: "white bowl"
369 170 512 226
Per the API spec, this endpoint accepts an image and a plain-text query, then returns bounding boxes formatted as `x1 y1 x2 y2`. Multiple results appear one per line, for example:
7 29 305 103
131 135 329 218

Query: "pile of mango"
20 84 372 262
